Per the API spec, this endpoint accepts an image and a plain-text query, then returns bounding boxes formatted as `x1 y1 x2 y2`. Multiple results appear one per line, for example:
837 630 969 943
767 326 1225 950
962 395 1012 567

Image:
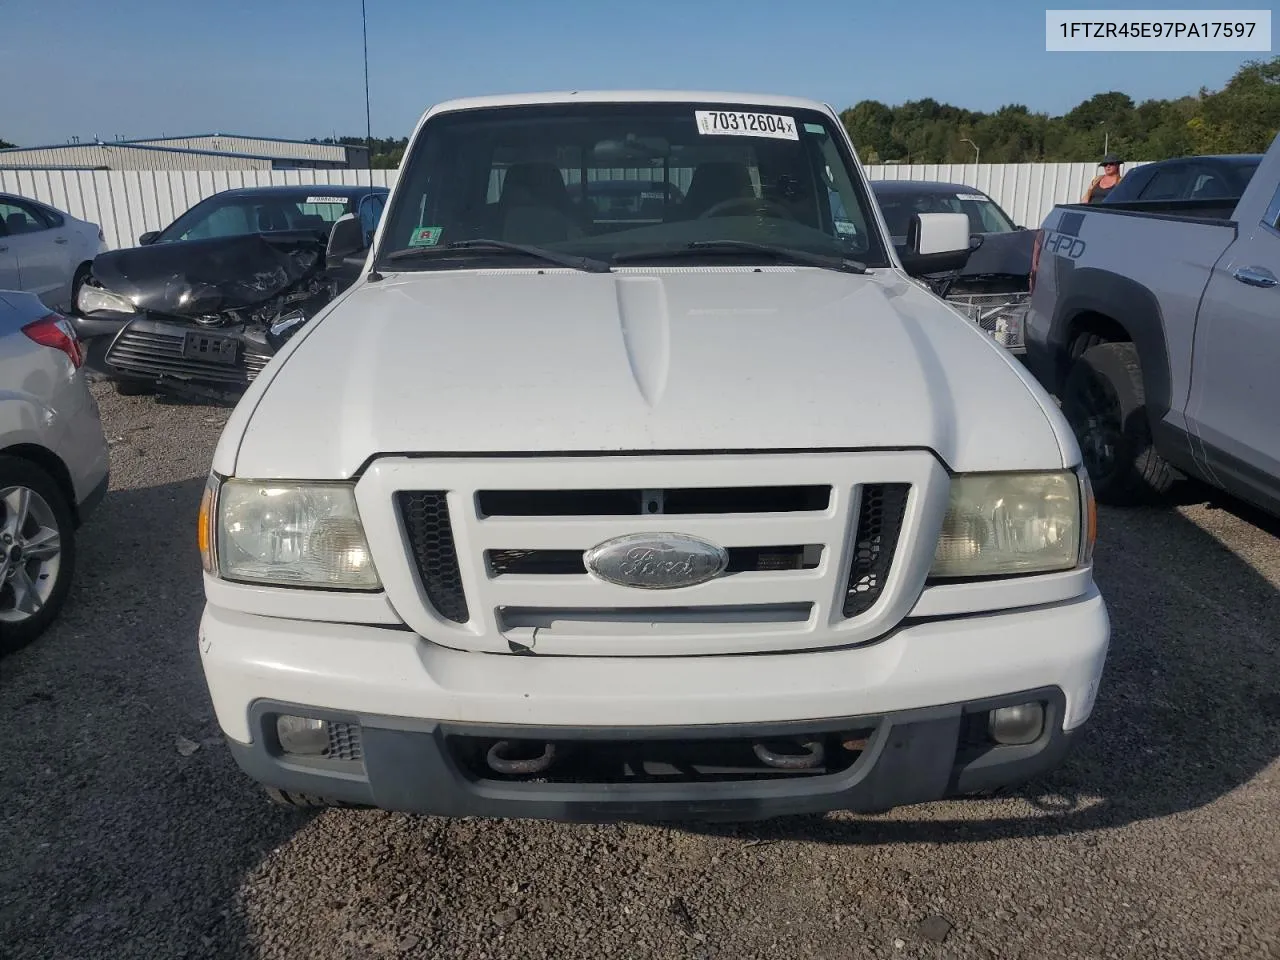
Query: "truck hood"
224 267 1068 478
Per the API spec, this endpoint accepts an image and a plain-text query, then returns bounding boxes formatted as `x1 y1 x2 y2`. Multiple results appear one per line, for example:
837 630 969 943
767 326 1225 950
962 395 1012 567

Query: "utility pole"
960 137 980 164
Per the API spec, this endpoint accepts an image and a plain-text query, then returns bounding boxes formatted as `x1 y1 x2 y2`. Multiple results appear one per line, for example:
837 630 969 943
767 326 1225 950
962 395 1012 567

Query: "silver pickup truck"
1023 132 1280 514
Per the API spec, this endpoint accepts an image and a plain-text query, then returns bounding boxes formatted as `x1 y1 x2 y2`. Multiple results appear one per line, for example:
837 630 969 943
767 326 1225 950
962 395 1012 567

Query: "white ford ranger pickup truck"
196 91 1108 823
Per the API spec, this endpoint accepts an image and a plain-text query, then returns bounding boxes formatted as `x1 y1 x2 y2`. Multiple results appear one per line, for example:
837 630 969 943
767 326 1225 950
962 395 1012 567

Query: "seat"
295 213 329 232
5 212 31 234
1190 176 1229 200
496 162 585 243
679 161 755 218
254 205 290 232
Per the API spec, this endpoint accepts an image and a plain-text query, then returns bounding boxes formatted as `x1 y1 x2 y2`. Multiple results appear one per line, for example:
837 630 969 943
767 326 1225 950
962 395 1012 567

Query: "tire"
264 787 349 810
113 379 157 397
1060 342 1178 505
1068 331 1104 360
0 456 78 654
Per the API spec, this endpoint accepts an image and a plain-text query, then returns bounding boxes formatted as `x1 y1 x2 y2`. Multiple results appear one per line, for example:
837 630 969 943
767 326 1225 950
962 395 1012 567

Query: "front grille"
104 321 270 384
384 455 930 655
397 491 469 623
477 485 831 517
843 484 911 618
487 544 823 576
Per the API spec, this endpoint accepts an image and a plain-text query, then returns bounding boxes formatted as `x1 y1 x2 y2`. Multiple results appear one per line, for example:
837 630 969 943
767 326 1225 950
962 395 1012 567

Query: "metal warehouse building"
0 135 369 170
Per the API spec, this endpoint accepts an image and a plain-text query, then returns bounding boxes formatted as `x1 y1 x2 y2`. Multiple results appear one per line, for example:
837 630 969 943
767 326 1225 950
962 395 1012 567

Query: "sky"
0 0 1269 146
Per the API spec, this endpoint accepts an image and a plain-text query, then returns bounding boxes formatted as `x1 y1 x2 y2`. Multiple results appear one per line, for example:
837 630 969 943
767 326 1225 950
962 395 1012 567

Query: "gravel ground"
1 381 1278 960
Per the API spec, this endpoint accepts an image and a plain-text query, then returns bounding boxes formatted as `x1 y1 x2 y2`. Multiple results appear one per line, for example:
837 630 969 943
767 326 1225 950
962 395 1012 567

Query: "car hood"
91 231 325 317
222 266 1071 479
958 228 1035 278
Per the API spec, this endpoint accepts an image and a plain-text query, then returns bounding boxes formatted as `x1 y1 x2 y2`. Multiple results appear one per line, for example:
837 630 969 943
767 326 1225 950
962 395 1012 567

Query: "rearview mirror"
898 212 973 276
138 231 159 245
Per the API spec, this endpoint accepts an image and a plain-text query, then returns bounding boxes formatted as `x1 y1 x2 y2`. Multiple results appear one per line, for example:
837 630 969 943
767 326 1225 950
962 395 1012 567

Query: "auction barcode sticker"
695 110 798 140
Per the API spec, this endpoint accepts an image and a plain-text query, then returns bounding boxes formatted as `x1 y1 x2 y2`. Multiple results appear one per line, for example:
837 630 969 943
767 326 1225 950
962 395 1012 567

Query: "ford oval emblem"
583 532 729 590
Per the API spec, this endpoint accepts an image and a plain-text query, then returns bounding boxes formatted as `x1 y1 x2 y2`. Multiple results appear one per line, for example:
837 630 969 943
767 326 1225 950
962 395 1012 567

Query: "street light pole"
960 138 980 165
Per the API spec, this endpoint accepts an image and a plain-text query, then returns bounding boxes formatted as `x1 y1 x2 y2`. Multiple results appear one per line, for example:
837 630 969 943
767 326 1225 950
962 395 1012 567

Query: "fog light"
276 715 330 756
987 702 1045 745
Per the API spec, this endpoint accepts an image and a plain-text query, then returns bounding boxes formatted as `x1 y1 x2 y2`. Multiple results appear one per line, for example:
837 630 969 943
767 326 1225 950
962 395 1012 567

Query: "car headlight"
200 476 381 589
930 469 1092 578
77 284 136 315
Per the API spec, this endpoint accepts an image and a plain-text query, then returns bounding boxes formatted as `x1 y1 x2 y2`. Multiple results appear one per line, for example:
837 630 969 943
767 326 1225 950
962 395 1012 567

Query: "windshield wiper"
612 240 867 274
383 239 611 273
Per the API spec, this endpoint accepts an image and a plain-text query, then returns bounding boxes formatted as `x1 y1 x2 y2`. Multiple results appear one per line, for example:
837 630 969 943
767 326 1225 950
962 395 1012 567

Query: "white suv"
196 91 1108 822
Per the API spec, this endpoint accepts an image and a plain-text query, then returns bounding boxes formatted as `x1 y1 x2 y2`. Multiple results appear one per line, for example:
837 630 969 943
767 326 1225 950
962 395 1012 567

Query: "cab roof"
424 90 836 116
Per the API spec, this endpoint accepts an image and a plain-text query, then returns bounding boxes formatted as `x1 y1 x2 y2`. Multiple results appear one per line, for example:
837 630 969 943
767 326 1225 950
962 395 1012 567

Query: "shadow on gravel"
0 478 311 960
675 492 1280 847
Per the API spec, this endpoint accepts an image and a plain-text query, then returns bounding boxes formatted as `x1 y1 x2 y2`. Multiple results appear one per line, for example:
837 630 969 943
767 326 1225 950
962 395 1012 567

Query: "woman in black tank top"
1084 153 1124 204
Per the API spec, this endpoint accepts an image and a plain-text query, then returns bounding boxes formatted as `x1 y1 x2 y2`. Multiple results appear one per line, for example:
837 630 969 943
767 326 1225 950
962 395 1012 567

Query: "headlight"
206 477 381 589
77 284 136 315
930 470 1087 578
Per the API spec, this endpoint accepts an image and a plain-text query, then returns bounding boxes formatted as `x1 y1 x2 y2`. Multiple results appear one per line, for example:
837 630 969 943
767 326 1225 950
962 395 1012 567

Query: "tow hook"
486 740 557 775
752 738 825 770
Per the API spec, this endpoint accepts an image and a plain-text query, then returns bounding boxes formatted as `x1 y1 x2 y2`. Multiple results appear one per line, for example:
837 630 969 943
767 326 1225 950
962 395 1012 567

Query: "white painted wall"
1 163 1140 251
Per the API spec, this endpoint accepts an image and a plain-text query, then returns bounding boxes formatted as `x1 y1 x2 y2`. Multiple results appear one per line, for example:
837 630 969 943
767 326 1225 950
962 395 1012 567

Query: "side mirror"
326 214 367 265
898 212 973 276
138 231 160 245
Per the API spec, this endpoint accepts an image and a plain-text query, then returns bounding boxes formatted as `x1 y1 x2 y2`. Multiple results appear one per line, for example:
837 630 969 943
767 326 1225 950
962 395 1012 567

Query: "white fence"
0 163 1138 252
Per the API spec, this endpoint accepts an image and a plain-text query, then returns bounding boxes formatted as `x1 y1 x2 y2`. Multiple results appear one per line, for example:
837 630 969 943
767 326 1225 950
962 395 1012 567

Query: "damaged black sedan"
871 179 1034 355
73 185 387 400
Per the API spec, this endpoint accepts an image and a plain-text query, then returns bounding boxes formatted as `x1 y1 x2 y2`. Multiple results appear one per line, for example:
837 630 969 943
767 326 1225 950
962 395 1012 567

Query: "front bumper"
229 690 1078 822
200 586 1109 822
71 311 271 391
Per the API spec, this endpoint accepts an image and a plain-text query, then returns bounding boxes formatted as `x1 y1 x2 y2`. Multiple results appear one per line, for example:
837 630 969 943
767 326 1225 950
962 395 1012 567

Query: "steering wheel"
698 196 794 220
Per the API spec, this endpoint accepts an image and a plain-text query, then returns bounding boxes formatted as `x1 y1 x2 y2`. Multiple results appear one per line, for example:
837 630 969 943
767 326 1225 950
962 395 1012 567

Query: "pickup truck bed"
1023 133 1280 515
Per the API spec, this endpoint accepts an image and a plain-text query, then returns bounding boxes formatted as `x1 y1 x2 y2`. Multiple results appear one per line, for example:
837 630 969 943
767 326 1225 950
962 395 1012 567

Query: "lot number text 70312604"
695 111 799 141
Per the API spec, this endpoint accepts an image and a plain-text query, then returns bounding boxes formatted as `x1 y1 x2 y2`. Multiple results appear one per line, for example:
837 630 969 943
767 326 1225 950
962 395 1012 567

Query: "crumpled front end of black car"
72 231 340 402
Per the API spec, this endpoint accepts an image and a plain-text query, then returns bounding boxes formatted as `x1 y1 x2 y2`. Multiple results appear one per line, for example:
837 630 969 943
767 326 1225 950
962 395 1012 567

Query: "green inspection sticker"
408 226 442 247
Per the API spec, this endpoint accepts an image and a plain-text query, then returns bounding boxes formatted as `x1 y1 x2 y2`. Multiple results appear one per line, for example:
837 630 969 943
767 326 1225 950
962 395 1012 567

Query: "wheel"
113 379 157 397
0 456 77 654
1060 342 1178 505
264 787 350 809
1068 331 1104 360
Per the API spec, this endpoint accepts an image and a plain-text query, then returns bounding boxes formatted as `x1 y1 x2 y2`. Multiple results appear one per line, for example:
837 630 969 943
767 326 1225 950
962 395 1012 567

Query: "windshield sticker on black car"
955 193 988 201
408 226 442 247
695 110 798 140
306 196 348 204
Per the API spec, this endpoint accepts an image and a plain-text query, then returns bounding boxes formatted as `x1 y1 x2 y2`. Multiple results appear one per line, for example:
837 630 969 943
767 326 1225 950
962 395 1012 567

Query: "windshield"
375 101 891 269
158 193 366 243
876 188 1016 242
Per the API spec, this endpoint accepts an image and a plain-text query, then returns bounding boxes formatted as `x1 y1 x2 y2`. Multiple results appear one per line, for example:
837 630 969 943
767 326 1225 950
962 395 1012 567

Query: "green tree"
1190 57 1280 152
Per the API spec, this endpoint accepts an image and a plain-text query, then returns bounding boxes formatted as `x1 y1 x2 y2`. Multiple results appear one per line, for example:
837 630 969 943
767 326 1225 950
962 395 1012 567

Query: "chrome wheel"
0 485 63 624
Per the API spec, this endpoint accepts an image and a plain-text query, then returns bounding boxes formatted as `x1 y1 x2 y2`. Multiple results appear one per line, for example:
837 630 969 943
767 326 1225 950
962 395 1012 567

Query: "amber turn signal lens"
1079 466 1097 564
198 480 216 573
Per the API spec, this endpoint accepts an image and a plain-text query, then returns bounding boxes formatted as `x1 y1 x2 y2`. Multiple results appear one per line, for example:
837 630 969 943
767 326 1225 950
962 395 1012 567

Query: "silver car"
0 289 109 652
0 193 106 313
